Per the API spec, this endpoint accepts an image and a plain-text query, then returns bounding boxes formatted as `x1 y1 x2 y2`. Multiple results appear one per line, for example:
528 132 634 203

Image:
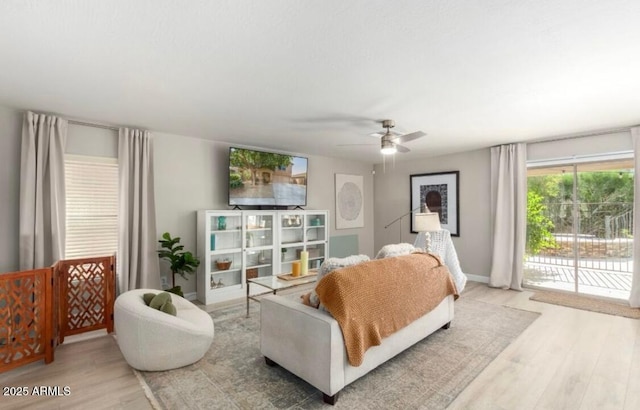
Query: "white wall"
153 132 375 294
374 149 492 279
0 106 22 272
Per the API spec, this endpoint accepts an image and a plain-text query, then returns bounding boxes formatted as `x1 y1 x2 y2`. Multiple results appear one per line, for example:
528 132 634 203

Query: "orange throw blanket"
315 253 458 366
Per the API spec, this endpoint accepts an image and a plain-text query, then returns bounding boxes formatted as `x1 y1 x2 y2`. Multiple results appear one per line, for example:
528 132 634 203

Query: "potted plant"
157 232 200 297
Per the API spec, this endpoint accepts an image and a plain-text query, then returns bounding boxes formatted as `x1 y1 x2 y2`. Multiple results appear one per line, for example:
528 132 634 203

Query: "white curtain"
630 128 640 307
489 143 527 290
117 128 161 292
19 111 67 269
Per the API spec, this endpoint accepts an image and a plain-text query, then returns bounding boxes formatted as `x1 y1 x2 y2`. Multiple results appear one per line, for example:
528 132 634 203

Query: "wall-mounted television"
228 147 308 207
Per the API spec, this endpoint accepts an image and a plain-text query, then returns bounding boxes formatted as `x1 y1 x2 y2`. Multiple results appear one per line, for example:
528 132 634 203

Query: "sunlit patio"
524 256 632 301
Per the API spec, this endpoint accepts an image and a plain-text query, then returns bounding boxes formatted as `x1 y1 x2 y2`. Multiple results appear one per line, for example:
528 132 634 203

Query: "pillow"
149 292 171 309
159 300 177 316
144 292 177 316
375 243 416 259
143 293 157 306
318 255 371 277
301 254 370 309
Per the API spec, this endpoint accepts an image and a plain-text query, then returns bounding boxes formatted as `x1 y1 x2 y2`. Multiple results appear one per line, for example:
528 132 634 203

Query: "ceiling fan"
370 119 426 155
338 119 426 155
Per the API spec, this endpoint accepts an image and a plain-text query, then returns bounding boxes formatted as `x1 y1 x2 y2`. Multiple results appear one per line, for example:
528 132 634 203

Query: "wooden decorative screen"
57 256 115 344
0 268 54 373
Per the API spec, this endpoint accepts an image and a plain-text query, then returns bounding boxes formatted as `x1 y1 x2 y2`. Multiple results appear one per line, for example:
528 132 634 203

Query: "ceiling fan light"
381 140 397 155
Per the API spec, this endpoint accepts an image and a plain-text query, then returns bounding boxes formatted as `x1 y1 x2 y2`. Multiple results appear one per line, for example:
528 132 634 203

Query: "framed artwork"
410 171 459 236
335 173 364 229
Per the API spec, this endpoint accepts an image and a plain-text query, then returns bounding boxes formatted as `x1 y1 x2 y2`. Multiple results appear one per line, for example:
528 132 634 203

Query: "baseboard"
465 273 489 284
184 292 197 301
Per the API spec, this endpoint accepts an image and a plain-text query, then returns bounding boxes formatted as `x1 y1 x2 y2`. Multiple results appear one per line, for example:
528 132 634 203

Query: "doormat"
530 290 640 319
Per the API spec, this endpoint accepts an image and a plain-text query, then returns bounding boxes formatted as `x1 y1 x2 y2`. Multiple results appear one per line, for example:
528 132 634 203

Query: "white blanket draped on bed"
414 229 467 292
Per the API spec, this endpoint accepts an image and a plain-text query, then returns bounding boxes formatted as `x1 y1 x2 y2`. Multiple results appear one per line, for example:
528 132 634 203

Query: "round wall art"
335 174 364 229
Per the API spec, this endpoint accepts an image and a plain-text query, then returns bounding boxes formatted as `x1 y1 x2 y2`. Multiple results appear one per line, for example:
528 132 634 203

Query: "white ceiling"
2 0 640 164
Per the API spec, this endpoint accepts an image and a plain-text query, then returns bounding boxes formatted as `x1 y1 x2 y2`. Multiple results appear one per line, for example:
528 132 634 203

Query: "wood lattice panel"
0 269 53 373
58 256 115 341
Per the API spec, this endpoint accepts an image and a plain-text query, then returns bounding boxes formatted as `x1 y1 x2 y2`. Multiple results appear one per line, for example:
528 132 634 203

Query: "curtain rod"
68 119 119 131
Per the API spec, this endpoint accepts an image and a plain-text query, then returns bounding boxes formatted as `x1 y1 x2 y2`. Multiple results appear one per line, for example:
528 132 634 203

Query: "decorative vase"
217 216 227 230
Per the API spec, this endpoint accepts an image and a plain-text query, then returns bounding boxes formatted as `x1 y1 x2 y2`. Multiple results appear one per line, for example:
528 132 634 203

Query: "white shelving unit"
278 210 328 275
196 209 329 305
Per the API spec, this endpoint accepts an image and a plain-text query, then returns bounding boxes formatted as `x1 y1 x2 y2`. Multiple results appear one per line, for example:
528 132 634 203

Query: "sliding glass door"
524 158 633 299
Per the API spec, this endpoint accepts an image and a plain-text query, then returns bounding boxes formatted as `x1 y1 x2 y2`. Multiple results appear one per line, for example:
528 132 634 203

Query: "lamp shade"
414 212 441 232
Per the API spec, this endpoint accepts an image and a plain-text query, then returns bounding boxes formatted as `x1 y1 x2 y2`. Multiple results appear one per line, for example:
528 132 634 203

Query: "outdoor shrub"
229 172 243 189
526 191 556 255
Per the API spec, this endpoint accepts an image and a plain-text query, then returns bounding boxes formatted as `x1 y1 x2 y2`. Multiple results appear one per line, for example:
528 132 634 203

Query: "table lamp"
414 212 441 252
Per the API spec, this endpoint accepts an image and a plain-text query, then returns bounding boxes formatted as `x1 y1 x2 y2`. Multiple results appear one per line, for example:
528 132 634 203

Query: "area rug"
136 296 539 409
530 290 640 319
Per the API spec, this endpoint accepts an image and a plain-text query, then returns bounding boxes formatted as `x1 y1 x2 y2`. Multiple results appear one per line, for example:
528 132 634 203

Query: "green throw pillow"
141 291 177 316
160 300 177 316
143 293 157 306
149 292 171 310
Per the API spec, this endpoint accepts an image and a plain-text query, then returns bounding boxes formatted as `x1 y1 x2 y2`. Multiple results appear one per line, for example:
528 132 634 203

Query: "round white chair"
114 288 214 371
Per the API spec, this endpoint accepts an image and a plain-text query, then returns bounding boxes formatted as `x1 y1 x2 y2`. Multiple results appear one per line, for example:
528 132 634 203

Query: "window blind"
65 155 118 259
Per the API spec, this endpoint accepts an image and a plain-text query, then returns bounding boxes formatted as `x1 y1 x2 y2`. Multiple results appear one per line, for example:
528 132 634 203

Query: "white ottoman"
114 289 214 371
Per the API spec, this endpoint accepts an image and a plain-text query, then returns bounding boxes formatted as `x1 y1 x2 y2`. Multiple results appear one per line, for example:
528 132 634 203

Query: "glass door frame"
525 151 634 298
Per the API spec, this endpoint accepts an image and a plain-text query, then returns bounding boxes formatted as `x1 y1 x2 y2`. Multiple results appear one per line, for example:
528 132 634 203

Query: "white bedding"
414 229 467 292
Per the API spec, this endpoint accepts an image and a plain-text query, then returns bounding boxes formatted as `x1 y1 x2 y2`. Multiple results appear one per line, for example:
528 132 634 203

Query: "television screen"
228 147 308 206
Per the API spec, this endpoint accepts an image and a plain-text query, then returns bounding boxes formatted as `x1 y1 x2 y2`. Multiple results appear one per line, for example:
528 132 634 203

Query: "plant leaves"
157 232 200 278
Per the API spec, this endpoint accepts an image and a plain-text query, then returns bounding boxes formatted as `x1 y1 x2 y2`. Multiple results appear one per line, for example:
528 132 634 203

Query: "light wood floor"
1 282 638 409
449 282 640 410
0 331 151 410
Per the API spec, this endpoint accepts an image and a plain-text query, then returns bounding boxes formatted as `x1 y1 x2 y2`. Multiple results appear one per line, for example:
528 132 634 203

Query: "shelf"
246 245 274 251
198 209 328 306
211 268 242 275
210 248 242 255
208 283 242 293
211 229 241 234
246 263 272 269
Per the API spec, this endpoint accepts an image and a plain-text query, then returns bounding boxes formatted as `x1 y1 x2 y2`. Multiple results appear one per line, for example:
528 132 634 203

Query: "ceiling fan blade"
337 143 377 147
368 130 401 138
396 144 411 153
292 114 377 124
396 131 426 144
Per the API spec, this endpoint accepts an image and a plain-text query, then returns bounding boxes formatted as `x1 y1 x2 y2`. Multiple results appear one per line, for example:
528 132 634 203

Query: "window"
65 155 118 259
524 154 634 300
